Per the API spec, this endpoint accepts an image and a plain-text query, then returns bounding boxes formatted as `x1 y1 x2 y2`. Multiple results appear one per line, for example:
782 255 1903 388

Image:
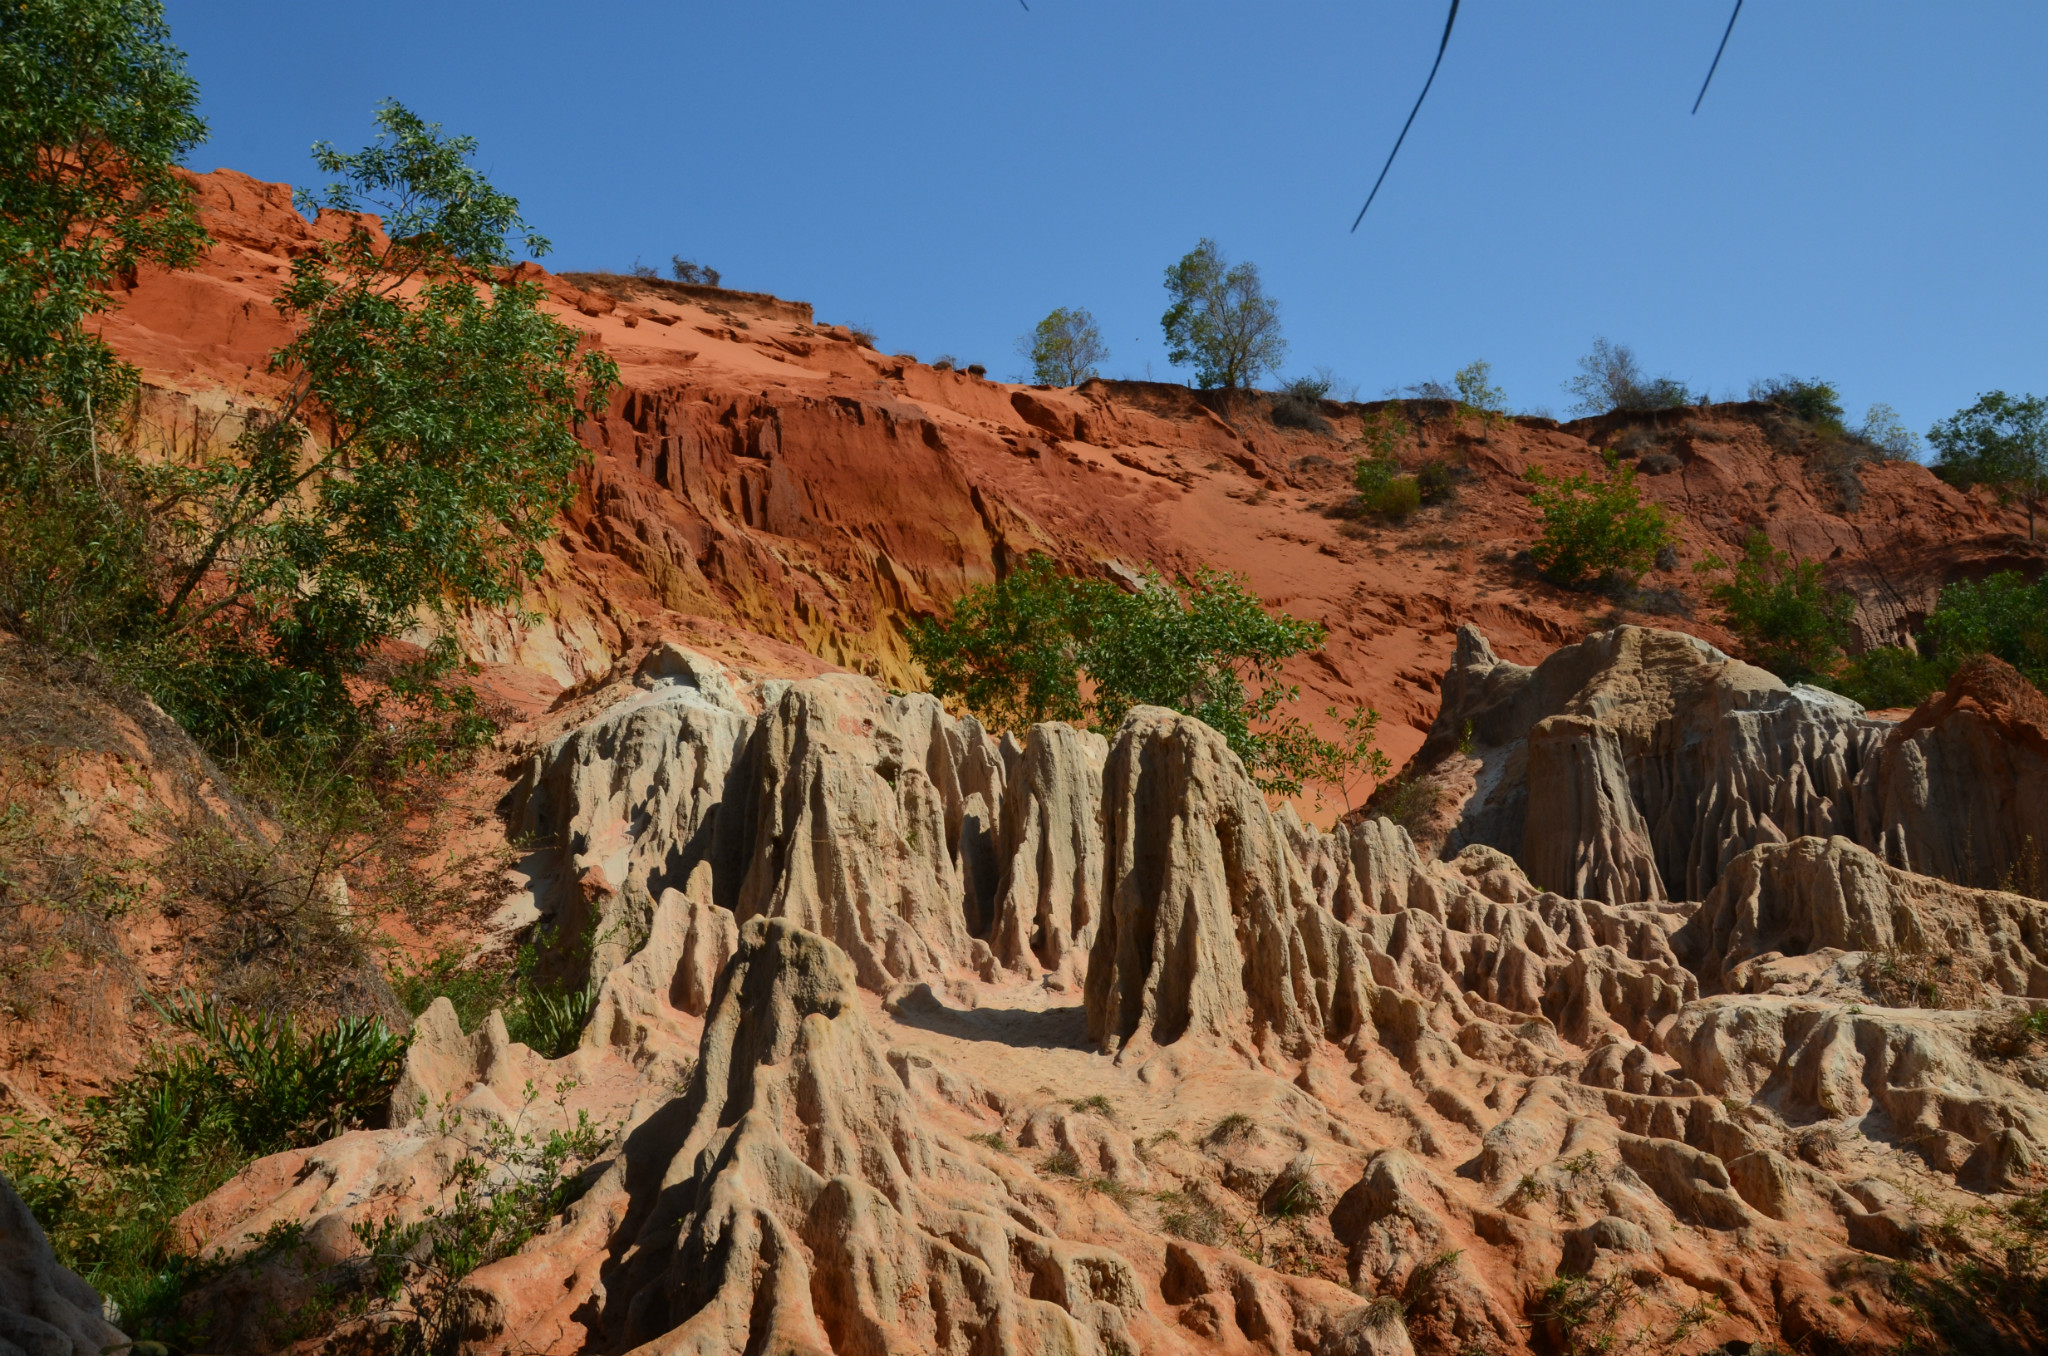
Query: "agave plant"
151 988 407 1154
513 984 596 1060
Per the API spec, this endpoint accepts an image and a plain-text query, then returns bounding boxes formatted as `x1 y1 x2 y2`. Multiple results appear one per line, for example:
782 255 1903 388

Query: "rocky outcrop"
560 917 1154 1356
581 860 738 1067
148 648 2048 1356
1683 834 2048 999
1423 624 1888 903
728 679 987 988
501 642 755 981
1668 997 2048 1190
988 721 1106 978
1085 707 1329 1062
0 1174 124 1356
1857 654 2048 889
1423 626 2048 917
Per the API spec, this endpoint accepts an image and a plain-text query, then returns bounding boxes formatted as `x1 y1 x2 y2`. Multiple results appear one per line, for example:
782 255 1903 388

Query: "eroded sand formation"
129 627 2048 1355
10 168 2048 1356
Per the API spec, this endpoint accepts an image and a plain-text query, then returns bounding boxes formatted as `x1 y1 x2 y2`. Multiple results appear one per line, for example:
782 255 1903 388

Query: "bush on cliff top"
1020 306 1107 387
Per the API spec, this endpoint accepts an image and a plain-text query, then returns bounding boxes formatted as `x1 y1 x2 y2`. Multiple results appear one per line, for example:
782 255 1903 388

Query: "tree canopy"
1160 239 1285 391
909 556 1380 799
148 103 619 744
0 0 208 416
1929 392 2048 539
1698 532 1854 683
0 97 618 760
1020 307 1107 387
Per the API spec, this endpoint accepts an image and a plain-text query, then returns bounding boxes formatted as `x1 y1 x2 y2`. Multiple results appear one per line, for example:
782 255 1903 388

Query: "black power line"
1351 0 1460 232
1693 0 1744 114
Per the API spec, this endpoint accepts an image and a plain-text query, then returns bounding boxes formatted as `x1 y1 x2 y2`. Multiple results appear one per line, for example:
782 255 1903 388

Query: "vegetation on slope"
909 554 1389 805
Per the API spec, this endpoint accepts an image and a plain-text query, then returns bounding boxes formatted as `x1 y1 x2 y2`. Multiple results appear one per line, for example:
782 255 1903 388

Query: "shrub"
1857 402 1921 459
1020 307 1108 386
1638 451 1681 475
1453 359 1508 415
347 1085 611 1355
1072 568 1328 792
1921 571 2048 689
670 257 721 286
1406 360 1508 421
395 928 601 1059
1975 1007 2048 1062
1 990 406 1332
1156 1190 1225 1244
1041 1146 1083 1177
1355 455 1421 518
1832 645 1947 709
1562 338 1694 416
1695 531 1855 683
1884 1183 2048 1354
149 989 405 1155
629 260 658 279
1272 373 1333 432
906 554 1087 732
516 984 597 1059
1522 462 1675 586
1356 405 1413 462
1416 458 1456 504
1161 239 1285 390
1828 571 2048 709
846 323 878 348
1247 701 1395 816
1751 374 1846 433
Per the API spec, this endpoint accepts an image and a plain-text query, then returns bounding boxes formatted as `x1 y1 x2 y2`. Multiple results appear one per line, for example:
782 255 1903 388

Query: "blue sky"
166 2 2046 441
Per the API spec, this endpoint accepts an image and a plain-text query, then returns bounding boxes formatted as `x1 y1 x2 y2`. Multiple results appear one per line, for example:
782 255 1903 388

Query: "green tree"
1831 572 2048 709
1523 461 1674 586
1920 571 2048 687
1453 359 1509 416
1833 645 1947 710
907 554 1086 731
1856 402 1921 460
1161 239 1285 391
1406 359 1508 418
141 103 619 746
1929 392 2048 540
911 556 1373 796
1020 306 1107 386
0 0 208 416
1080 566 1326 776
1697 531 1854 682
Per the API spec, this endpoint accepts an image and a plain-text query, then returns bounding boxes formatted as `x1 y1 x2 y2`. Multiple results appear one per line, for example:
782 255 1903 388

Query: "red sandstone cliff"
97 169 2047 771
